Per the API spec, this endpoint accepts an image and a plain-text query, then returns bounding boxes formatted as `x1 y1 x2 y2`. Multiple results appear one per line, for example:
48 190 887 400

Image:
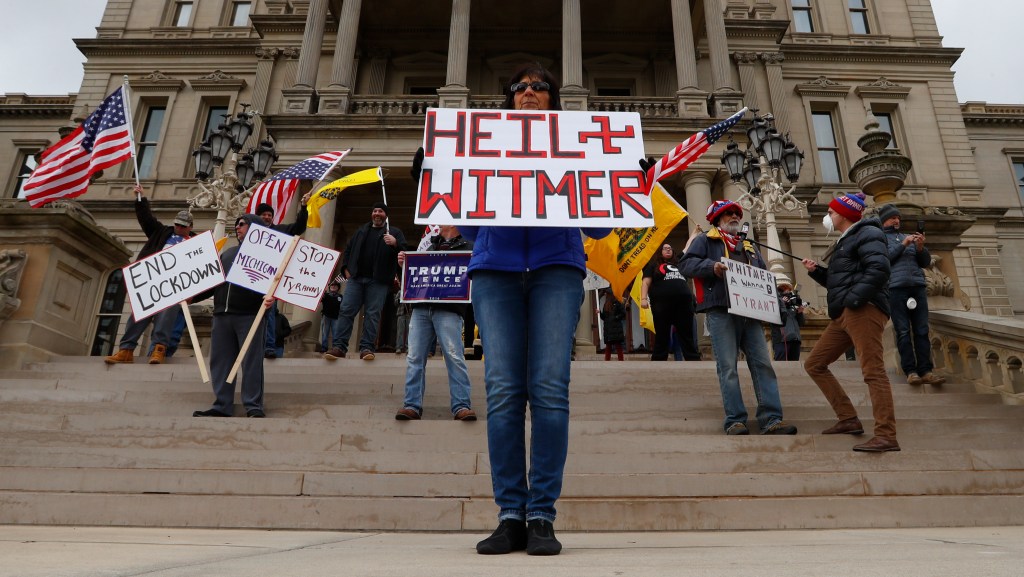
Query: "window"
849 0 870 34
202 105 229 141
137 106 166 179
792 0 814 33
172 1 193 27
812 111 842 183
12 150 39 199
91 270 126 357
873 111 896 149
229 2 251 27
1015 162 1024 202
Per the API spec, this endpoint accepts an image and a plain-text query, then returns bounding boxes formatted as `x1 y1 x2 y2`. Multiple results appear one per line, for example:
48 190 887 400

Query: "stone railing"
349 96 437 115
927 310 1024 405
589 97 677 118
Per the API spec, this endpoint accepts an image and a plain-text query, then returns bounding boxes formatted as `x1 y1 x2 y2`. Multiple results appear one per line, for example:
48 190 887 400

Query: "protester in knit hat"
372 201 389 215
828 192 866 223
706 199 743 225
877 203 900 224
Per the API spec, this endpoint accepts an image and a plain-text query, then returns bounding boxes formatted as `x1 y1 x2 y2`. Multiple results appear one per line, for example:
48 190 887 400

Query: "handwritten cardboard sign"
123 231 224 320
400 251 472 303
273 239 340 311
225 223 293 293
415 108 654 228
724 258 781 325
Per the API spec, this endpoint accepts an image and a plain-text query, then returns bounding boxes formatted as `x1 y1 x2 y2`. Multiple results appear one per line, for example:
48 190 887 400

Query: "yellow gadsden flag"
306 167 383 228
629 270 655 333
584 182 687 299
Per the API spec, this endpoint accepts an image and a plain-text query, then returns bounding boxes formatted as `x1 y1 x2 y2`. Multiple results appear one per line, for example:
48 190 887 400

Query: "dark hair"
501 63 561 111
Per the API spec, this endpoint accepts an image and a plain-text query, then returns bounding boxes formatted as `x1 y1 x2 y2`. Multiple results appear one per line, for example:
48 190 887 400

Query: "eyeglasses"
722 210 742 217
510 81 550 93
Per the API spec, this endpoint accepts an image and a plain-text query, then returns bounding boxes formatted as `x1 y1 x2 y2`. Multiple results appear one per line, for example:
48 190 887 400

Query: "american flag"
643 107 747 195
246 149 350 224
24 86 134 208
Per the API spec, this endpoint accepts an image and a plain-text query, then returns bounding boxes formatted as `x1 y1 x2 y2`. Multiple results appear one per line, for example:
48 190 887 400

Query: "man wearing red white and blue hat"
802 192 900 452
679 199 798 436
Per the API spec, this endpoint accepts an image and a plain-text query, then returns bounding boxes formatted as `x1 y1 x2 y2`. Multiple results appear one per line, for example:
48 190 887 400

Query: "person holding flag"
245 149 350 227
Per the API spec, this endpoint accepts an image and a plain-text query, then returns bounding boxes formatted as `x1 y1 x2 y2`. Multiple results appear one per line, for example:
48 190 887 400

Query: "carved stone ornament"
732 52 760 64
195 70 239 82
139 70 175 82
795 76 851 97
0 249 28 322
759 52 785 65
924 254 955 298
45 199 97 224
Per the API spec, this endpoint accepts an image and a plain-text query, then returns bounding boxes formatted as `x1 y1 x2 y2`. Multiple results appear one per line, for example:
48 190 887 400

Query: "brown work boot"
821 417 864 435
148 344 167 365
852 436 901 452
920 372 946 386
104 349 134 365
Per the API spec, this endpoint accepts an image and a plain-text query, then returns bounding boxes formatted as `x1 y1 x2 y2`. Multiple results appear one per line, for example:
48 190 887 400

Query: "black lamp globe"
720 141 746 182
251 138 278 180
192 143 213 180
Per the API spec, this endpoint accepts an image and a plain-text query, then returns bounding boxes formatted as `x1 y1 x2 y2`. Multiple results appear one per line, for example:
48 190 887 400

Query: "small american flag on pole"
23 86 135 208
246 149 350 224
643 107 747 195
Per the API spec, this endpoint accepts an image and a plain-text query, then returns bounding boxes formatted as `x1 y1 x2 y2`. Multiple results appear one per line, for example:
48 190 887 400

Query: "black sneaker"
246 408 266 418
476 519 527 555
526 519 562 556
192 408 231 417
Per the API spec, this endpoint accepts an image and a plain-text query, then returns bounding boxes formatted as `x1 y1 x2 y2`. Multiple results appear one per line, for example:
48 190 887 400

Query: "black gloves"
410 147 424 181
639 156 655 173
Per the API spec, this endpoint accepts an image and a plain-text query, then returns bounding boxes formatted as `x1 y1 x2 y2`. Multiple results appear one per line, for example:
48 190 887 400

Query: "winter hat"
706 199 743 224
372 201 389 215
255 202 274 216
829 192 867 223
877 203 901 223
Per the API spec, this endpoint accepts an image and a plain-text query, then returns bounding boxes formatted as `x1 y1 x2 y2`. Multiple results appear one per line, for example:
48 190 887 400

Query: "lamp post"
721 111 806 285
187 104 278 240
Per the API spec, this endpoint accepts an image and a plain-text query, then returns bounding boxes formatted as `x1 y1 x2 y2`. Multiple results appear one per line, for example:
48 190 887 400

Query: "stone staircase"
1 354 1023 531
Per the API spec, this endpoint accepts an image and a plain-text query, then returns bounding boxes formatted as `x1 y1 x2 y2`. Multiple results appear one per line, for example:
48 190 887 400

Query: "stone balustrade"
928 310 1024 405
344 95 679 117
589 97 678 118
349 96 438 115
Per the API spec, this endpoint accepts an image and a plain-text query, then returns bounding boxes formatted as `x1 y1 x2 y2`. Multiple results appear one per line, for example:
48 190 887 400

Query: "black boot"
476 519 527 554
526 519 562 556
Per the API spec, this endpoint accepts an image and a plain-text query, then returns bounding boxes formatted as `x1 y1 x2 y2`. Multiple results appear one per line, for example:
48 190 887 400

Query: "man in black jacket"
192 213 274 418
105 185 197 365
324 202 406 361
802 192 899 452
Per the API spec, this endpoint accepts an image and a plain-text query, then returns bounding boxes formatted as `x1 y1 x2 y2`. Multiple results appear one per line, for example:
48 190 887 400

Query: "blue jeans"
332 277 389 353
472 266 582 523
264 302 277 354
402 307 472 415
320 315 342 350
705 308 785 432
889 285 933 376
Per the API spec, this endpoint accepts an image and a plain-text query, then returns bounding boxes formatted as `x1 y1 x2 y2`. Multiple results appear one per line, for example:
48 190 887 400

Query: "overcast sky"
0 0 1020 103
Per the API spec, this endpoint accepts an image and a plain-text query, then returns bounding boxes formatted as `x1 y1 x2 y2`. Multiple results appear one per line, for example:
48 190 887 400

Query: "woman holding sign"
456 64 612 556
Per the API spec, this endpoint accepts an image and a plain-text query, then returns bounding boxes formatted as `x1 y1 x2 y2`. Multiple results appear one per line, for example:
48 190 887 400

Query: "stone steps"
0 355 1022 531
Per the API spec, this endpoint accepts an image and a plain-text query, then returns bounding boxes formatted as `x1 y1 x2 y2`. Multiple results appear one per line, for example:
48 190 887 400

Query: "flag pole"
120 76 142 200
377 166 390 232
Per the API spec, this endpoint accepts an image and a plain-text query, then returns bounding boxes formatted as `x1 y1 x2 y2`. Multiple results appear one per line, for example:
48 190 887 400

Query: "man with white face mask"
801 192 899 452
679 200 797 436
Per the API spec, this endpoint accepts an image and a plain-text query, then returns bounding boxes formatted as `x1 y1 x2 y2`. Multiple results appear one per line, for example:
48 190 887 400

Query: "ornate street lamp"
187 104 276 240
720 110 806 284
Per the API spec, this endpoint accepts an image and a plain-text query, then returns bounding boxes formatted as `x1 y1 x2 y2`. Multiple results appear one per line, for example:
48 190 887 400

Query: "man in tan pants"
802 192 899 452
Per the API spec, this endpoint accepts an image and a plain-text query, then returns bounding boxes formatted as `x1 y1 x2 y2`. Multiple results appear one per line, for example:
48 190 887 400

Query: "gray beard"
722 222 741 234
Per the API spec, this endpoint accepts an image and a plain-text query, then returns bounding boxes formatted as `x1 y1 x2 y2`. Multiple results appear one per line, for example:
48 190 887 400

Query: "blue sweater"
460 225 611 276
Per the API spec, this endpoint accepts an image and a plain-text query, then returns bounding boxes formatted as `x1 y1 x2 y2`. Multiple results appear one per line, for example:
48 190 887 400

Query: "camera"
781 290 807 310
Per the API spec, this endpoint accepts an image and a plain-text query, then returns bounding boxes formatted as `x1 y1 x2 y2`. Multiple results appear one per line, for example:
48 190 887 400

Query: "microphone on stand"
738 222 750 242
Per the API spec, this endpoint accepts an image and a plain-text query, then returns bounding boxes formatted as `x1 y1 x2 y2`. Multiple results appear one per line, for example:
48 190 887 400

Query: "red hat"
706 200 743 224
829 192 867 223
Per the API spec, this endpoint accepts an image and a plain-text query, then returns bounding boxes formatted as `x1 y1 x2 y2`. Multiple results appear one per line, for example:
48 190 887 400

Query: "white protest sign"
123 231 224 320
225 223 293 293
724 258 781 325
583 267 610 292
273 239 341 311
415 107 654 228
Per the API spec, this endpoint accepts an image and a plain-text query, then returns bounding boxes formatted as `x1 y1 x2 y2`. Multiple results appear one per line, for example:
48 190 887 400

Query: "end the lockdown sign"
123 231 224 320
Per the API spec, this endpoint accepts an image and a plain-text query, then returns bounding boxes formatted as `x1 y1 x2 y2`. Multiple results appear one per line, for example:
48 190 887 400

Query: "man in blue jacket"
679 200 797 437
878 204 945 386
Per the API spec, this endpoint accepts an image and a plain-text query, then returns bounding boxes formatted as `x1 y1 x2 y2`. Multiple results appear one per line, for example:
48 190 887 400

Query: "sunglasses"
722 210 742 217
510 81 550 93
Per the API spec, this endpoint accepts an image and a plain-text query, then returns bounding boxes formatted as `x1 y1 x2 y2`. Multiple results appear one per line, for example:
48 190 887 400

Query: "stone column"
282 0 327 114
682 172 714 235
703 0 743 116
671 0 708 118
733 51 762 111
560 0 589 110
319 0 363 114
437 0 472 109
760 52 789 134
